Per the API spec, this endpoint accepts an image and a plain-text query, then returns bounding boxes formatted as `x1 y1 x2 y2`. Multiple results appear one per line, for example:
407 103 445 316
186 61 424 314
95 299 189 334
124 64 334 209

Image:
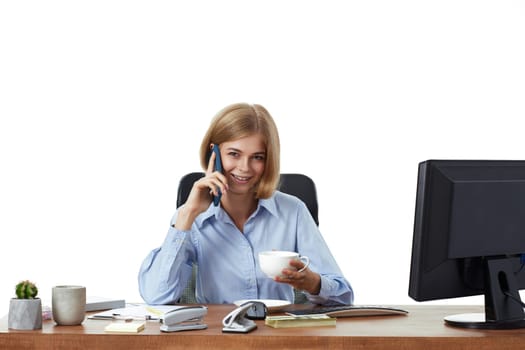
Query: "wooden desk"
1 305 525 349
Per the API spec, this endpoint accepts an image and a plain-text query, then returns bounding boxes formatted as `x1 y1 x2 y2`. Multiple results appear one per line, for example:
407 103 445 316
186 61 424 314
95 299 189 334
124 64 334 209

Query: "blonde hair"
199 103 280 199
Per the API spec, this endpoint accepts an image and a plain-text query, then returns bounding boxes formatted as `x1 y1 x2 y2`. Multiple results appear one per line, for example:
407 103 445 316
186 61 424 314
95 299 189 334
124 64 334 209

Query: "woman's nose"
237 157 250 171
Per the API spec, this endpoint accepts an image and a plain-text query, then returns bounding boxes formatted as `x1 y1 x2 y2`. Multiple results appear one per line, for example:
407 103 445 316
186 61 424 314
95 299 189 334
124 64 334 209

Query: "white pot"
8 298 43 330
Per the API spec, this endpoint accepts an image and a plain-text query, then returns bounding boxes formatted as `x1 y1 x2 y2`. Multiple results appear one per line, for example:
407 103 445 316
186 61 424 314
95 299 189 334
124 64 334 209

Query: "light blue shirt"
138 191 353 305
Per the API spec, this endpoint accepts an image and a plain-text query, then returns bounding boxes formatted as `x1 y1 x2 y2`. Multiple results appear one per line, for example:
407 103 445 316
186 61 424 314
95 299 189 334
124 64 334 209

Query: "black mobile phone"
210 144 222 206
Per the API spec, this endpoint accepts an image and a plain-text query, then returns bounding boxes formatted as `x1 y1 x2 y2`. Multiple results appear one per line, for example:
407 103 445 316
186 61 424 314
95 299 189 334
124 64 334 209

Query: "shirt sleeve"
138 222 197 305
294 201 354 305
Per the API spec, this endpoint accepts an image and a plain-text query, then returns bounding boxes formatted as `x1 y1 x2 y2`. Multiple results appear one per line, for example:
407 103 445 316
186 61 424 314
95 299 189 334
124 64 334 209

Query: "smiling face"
200 103 280 199
219 133 266 196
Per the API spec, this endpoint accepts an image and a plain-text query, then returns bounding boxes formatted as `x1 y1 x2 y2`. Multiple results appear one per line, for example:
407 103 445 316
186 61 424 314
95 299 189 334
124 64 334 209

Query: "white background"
1 1 524 316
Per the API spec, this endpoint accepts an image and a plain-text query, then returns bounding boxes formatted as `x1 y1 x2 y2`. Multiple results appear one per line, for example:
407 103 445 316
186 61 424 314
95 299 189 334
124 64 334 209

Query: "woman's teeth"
233 174 250 181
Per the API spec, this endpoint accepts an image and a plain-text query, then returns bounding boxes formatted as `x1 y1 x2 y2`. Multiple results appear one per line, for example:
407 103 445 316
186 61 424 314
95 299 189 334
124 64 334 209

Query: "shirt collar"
194 192 280 228
258 193 279 219
195 203 220 228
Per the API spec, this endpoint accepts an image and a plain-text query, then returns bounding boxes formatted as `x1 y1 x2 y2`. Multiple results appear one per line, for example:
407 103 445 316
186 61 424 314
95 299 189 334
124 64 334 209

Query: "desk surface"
1 305 525 350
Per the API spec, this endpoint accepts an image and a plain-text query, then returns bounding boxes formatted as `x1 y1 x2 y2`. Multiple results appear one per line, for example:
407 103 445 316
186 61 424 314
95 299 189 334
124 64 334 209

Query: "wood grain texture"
2 305 525 350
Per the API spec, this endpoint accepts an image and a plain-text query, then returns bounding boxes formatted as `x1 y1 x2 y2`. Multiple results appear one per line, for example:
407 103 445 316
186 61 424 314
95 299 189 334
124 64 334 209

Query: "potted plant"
8 280 42 330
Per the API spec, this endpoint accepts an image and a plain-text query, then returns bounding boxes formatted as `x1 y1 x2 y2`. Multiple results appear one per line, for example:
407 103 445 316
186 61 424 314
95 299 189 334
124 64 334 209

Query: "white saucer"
233 299 291 311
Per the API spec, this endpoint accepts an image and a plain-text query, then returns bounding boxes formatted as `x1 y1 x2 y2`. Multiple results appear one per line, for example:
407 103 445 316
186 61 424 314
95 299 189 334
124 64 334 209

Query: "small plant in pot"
8 280 42 330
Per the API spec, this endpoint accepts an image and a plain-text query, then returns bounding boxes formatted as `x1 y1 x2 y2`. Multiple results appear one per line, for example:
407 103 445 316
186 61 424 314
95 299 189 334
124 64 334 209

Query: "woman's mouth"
231 174 252 184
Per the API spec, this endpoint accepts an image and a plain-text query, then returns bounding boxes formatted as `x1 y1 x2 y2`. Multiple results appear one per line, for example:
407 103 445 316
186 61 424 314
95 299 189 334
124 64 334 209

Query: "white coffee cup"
258 251 310 278
52 285 86 326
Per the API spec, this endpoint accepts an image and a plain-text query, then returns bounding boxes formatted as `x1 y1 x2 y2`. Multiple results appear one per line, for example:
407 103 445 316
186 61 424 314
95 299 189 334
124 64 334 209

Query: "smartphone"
210 144 222 206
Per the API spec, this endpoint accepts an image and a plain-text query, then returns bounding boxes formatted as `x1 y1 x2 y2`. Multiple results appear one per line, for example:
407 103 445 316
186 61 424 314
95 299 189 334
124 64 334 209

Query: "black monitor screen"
408 160 525 329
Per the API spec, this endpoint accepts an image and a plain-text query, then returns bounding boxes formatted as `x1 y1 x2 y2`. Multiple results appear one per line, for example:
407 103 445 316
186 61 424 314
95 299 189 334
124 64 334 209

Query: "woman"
138 103 353 305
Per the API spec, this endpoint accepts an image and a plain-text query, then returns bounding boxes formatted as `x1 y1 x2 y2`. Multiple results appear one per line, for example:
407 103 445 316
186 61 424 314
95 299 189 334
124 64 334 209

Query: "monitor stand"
444 313 525 330
444 257 525 330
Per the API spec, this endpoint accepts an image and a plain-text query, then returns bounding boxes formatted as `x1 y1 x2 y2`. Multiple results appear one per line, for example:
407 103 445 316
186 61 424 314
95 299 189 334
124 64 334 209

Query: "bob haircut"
199 103 281 199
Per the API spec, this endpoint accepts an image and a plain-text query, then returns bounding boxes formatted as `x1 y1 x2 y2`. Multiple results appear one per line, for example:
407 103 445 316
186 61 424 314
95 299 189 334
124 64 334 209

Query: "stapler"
160 306 208 332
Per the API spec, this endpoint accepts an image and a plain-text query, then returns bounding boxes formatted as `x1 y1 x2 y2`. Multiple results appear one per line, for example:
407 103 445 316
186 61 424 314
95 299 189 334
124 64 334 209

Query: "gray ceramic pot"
8 298 43 330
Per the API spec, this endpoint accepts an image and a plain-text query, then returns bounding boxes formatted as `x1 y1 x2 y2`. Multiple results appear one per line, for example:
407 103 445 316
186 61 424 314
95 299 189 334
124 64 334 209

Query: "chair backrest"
176 172 319 225
175 172 319 304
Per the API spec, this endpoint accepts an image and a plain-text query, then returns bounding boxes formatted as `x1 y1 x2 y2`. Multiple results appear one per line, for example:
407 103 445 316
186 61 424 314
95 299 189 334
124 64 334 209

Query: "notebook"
85 296 126 312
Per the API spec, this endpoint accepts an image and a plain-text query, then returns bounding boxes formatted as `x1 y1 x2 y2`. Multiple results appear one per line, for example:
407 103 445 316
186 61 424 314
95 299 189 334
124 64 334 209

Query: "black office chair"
175 172 319 304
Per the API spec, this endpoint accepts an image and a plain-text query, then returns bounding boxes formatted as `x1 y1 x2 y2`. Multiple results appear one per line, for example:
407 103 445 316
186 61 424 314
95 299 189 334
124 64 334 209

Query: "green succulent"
15 280 38 299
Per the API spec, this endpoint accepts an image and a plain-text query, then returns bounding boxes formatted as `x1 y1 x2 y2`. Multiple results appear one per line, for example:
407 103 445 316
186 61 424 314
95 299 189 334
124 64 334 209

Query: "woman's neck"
221 192 258 233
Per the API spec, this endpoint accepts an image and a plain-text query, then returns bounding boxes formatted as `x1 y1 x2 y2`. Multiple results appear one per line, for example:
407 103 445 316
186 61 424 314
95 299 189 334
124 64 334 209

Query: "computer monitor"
408 160 525 329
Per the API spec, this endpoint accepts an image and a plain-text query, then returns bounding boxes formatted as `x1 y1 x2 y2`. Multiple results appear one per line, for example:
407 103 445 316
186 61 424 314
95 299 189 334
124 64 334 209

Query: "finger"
280 268 303 281
206 179 221 197
215 172 228 191
209 175 228 195
274 274 294 284
288 259 306 271
275 272 302 289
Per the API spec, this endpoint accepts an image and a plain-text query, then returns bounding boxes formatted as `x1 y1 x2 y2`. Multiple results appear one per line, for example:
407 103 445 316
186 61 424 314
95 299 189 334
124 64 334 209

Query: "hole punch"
222 302 266 333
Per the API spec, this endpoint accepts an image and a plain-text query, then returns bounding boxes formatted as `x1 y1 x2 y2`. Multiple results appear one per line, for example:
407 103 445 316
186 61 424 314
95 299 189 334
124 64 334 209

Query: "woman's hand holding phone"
173 144 228 231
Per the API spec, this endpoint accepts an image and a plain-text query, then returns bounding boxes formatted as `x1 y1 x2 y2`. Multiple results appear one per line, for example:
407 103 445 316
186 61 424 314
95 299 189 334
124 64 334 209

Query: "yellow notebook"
104 321 146 333
265 315 336 328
